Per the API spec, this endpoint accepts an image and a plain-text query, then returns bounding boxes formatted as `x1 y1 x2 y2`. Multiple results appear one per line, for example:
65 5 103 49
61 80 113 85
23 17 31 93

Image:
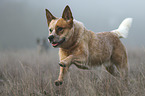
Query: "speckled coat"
46 5 131 86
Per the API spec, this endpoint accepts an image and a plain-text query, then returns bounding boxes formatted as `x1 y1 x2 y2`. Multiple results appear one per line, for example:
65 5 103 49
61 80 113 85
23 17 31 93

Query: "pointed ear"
62 5 73 21
45 9 56 26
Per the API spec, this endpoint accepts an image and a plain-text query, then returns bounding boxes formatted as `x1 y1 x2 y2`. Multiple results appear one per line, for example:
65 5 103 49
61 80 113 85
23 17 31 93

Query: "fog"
0 0 145 50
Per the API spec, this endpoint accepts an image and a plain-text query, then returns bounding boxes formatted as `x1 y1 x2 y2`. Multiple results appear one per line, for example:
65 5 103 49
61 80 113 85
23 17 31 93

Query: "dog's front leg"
73 56 90 70
55 55 89 86
55 66 69 86
55 55 73 86
74 61 90 70
59 55 73 67
59 55 90 69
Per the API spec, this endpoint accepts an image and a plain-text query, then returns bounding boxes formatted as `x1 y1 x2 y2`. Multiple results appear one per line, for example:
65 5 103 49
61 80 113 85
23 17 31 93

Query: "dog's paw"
59 63 66 67
54 80 63 86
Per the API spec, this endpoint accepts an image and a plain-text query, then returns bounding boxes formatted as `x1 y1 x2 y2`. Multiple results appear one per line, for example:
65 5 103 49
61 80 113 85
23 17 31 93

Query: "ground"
0 48 145 96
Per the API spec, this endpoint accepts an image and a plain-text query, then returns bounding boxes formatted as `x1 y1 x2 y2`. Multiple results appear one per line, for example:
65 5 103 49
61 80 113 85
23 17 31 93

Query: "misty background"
0 0 145 51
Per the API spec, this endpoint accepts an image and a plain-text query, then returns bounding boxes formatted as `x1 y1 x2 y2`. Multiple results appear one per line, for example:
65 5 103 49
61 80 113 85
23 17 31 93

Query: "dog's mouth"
51 37 65 47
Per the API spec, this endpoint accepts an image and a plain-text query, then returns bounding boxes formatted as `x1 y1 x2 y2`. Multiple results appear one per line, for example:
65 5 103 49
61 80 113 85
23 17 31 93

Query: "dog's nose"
48 35 54 42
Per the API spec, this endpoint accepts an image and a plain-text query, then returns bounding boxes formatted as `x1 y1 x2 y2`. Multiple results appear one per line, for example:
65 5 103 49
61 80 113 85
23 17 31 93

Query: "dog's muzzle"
48 35 65 47
48 35 54 43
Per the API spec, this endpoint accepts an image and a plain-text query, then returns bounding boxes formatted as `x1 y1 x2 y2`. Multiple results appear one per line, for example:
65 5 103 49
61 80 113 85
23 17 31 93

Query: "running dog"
45 5 133 86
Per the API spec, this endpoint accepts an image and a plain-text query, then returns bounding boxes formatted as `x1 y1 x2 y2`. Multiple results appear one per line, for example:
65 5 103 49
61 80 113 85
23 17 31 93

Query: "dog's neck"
60 20 86 50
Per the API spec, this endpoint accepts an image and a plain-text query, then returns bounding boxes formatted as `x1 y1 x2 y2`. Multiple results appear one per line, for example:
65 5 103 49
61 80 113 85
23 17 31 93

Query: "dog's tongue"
52 43 58 46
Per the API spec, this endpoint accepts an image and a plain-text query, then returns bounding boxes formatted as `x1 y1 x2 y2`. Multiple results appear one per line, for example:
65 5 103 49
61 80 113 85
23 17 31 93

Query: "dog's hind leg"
105 62 129 79
115 62 129 82
105 64 118 76
111 56 128 78
110 47 129 84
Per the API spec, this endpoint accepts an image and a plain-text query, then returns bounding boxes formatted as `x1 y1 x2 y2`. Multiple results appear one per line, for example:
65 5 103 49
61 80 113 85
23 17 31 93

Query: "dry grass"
0 48 145 96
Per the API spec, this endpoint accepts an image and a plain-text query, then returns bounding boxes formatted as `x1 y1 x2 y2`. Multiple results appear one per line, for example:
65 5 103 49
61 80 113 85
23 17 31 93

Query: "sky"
0 0 145 50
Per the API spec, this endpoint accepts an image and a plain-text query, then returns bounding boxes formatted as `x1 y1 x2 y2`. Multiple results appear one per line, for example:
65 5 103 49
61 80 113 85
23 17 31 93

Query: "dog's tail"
112 18 133 38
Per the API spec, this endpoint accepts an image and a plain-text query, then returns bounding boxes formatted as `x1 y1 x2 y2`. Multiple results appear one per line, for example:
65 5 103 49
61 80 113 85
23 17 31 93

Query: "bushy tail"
112 18 133 38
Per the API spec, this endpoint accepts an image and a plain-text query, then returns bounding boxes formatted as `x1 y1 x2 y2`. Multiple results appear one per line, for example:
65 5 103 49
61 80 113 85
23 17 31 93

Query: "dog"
45 5 133 86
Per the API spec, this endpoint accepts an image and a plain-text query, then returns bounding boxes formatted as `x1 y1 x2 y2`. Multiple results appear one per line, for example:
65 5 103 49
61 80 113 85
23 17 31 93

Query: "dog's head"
46 5 74 48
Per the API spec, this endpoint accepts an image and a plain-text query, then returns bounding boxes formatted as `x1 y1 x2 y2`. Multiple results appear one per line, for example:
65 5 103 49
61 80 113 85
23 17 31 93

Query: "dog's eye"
49 29 53 33
57 27 63 32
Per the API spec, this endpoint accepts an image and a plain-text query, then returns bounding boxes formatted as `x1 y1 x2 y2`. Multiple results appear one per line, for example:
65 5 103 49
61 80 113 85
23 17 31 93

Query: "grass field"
0 48 145 96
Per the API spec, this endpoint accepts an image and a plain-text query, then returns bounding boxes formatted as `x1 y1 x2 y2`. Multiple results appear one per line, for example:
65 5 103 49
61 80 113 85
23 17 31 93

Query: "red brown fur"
45 5 132 86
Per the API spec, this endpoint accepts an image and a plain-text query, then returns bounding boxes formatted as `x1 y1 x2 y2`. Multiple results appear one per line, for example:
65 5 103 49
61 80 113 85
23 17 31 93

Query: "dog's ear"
45 9 56 26
62 5 73 21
